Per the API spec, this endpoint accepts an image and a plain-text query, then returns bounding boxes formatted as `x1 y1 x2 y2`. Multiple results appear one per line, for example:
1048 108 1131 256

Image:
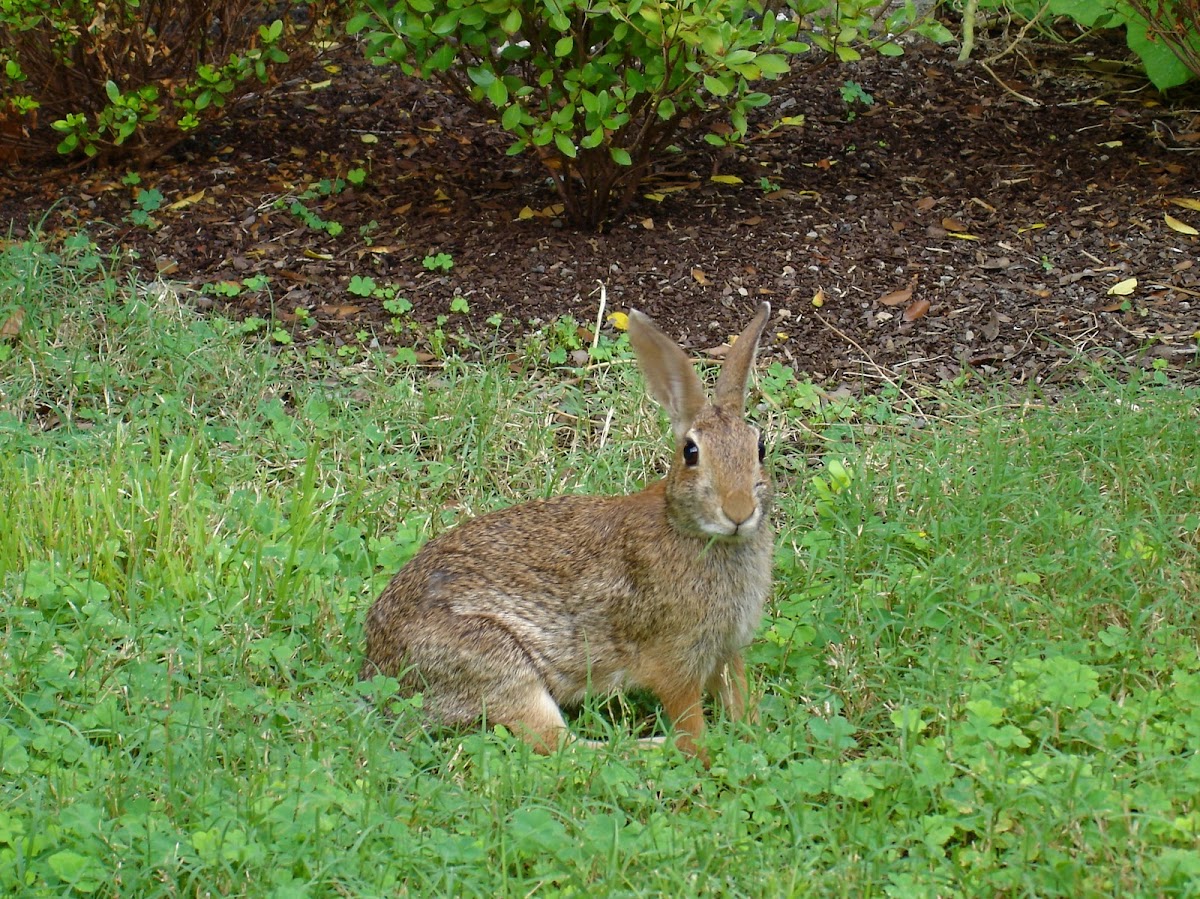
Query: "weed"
422 252 454 272
128 186 164 227
840 80 875 120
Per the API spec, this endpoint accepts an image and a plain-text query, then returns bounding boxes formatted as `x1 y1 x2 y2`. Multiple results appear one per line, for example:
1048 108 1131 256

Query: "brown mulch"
2 27 1198 388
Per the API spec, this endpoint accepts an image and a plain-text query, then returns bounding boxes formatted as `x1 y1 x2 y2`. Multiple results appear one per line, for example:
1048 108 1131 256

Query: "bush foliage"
349 0 950 227
0 0 340 165
959 0 1200 90
1120 0 1200 86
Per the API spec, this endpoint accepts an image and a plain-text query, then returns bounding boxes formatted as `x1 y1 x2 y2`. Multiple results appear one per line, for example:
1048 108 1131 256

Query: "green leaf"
580 127 604 149
731 108 747 139
487 78 509 106
1124 15 1193 90
501 8 522 34
610 147 632 165
346 11 374 34
554 131 577 158
48 851 101 890
501 102 524 130
467 66 495 87
554 36 574 57
703 74 731 97
428 43 457 72
756 54 790 75
431 12 459 35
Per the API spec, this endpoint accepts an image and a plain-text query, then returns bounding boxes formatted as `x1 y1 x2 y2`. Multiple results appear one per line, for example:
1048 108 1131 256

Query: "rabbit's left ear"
628 308 706 443
714 303 770 416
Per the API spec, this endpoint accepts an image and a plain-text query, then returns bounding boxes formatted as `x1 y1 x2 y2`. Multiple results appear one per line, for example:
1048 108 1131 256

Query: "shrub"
0 0 341 165
349 0 950 228
956 0 1199 90
1121 0 1200 86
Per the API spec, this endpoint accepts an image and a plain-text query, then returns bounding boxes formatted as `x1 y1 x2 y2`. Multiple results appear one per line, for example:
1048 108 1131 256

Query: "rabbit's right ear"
628 309 705 443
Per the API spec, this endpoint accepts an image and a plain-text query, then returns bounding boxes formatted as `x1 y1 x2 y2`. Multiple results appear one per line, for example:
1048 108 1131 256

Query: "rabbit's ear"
628 309 706 442
714 302 770 416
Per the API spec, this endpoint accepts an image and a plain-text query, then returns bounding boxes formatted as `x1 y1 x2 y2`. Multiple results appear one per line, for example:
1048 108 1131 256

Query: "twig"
978 60 1042 107
812 311 928 420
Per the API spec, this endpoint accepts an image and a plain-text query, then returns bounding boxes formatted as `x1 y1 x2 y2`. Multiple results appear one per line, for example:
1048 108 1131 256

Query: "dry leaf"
947 232 980 241
903 299 931 322
710 174 743 185
982 311 1002 341
644 192 665 202
167 189 206 211
518 206 535 220
1108 277 1138 296
608 312 629 331
879 283 914 307
1165 214 1198 236
812 288 825 308
643 181 699 195
0 306 24 340
1169 197 1200 211
916 197 937 213
691 268 709 285
941 216 968 232
641 217 655 230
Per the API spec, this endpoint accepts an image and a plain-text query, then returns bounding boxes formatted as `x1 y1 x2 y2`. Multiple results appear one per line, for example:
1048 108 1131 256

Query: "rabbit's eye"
683 439 700 466
757 434 767 462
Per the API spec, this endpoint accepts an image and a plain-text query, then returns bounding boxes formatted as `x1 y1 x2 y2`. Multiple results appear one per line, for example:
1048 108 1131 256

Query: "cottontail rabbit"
361 303 774 764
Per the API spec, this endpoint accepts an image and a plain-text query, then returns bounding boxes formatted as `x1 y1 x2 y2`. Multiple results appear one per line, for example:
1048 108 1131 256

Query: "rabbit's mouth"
701 508 766 540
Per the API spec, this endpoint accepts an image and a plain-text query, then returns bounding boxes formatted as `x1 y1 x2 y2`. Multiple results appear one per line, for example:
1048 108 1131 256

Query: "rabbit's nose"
723 493 757 527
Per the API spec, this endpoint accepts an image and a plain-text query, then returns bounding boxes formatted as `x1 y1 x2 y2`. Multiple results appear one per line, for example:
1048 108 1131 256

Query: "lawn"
2 236 1198 897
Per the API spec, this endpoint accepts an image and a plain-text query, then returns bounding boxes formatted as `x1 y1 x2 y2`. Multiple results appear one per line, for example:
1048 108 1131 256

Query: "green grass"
2 236 1199 897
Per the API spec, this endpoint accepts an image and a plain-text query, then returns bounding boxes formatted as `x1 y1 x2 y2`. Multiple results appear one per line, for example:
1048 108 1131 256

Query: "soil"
2 27 1199 388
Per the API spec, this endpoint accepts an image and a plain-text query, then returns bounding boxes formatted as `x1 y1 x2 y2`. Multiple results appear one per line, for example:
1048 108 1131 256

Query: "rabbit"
360 302 774 764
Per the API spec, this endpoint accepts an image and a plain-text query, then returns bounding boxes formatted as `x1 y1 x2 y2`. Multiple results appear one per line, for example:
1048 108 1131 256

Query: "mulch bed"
2 26 1198 388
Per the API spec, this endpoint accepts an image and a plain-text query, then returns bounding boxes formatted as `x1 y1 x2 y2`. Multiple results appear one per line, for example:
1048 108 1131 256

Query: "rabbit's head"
628 303 772 541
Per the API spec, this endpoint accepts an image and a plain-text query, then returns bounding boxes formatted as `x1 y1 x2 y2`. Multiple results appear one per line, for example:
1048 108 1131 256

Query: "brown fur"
360 304 774 765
